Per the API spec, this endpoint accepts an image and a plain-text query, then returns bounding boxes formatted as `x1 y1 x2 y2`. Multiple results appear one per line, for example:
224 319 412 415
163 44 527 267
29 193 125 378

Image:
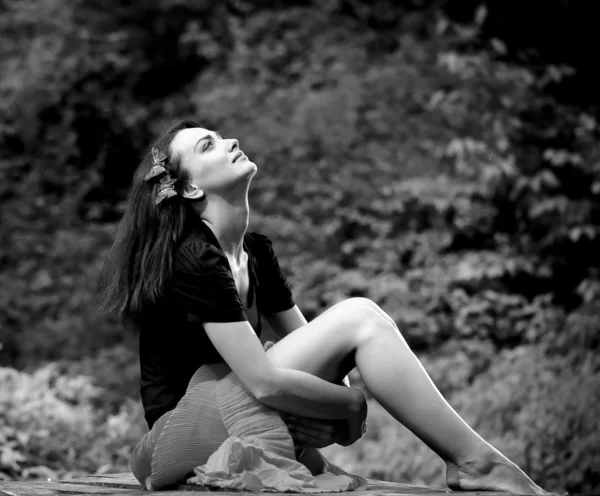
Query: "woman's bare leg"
265 297 549 495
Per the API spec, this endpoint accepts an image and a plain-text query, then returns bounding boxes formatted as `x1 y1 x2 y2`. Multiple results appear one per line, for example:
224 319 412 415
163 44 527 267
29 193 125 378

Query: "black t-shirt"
137 219 295 429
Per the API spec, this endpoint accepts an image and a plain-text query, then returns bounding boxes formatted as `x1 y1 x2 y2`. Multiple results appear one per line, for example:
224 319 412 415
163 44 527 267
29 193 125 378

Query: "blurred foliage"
0 0 599 494
0 363 145 481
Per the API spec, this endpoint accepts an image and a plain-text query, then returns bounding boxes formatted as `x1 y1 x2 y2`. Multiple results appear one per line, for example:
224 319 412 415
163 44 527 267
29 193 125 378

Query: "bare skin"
264 297 552 495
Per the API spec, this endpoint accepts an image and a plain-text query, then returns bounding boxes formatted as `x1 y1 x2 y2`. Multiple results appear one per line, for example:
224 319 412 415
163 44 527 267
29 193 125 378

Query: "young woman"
99 120 550 494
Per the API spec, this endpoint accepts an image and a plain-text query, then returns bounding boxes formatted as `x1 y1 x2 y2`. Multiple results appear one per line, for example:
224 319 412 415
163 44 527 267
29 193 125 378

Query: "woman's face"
170 127 257 196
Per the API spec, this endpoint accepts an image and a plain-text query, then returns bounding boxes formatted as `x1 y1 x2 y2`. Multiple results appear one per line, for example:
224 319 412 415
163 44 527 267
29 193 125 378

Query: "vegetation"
1 1 598 493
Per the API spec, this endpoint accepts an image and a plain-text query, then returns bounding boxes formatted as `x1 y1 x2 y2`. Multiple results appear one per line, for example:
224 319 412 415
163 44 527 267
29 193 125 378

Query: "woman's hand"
336 387 368 447
265 339 368 449
281 412 347 449
281 388 368 448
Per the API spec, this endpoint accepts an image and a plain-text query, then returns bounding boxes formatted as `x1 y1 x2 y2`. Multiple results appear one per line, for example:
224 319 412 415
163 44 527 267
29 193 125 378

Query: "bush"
0 364 147 480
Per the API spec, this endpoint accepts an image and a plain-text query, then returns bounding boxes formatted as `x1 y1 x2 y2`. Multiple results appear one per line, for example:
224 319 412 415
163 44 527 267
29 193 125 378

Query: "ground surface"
0 472 558 496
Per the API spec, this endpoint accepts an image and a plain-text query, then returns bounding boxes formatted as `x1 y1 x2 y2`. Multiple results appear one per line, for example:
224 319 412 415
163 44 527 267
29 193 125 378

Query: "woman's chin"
240 156 255 166
240 158 257 172
231 161 257 183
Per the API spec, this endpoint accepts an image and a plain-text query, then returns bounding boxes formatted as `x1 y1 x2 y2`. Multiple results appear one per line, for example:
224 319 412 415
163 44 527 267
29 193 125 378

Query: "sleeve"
250 232 296 314
170 240 248 323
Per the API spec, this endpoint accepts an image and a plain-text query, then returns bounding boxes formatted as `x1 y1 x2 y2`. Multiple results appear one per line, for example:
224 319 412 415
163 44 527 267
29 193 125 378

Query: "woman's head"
171 125 257 201
98 119 255 322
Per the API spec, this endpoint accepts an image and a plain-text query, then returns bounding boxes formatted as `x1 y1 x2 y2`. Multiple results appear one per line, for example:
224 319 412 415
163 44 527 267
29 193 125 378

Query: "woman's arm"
204 320 364 420
264 305 307 337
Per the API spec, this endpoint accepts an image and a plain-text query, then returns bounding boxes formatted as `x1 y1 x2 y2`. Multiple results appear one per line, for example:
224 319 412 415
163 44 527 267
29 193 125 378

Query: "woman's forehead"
171 127 214 154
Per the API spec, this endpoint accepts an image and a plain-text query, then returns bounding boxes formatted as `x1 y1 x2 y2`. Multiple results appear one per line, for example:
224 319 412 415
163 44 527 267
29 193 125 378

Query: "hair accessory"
144 148 169 182
155 176 177 205
144 147 178 205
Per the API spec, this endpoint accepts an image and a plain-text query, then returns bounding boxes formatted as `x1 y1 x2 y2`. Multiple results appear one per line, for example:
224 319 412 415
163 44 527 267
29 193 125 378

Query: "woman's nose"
229 139 239 151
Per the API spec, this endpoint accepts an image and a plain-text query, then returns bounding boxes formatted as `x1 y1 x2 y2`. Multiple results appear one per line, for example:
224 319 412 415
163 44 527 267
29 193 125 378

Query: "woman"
99 120 550 494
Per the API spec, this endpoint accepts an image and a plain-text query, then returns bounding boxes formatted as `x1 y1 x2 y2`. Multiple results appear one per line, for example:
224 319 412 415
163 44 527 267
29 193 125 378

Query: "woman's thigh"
265 297 381 384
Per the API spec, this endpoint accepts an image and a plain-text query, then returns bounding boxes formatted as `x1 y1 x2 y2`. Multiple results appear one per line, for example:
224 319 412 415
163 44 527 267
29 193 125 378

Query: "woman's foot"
446 449 555 495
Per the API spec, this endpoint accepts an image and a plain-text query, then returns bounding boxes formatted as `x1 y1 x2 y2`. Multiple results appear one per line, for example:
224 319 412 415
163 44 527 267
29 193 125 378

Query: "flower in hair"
144 147 177 205
144 148 169 181
155 176 177 205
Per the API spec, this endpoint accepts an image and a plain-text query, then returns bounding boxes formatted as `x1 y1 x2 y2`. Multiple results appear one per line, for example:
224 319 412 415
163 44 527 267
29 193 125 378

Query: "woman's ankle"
449 442 500 469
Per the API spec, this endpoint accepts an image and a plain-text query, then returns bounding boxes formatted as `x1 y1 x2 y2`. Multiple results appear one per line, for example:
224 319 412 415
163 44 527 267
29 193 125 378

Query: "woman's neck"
198 195 250 264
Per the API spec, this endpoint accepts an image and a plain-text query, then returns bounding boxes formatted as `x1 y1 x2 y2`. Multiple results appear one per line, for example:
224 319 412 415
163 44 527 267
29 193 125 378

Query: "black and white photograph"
1 1 598 495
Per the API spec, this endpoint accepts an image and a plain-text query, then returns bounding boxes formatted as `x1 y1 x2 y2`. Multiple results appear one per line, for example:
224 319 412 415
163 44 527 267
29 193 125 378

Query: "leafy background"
1 0 599 493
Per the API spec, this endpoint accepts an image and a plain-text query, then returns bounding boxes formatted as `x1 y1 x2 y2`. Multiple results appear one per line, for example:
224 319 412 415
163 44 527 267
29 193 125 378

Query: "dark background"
1 0 599 492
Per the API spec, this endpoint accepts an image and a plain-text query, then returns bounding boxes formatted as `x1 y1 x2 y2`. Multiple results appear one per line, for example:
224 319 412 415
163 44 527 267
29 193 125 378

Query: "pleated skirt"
130 361 295 490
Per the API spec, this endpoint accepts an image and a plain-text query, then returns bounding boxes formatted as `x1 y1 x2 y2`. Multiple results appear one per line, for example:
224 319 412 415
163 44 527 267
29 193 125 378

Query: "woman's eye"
203 141 212 151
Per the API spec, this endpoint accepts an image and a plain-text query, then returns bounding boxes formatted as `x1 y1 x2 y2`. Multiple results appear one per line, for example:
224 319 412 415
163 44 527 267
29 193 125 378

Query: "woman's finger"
291 432 323 446
293 421 332 436
282 413 348 449
290 425 333 444
289 423 330 441
288 427 321 446
289 431 331 449
287 421 340 448
291 420 343 443
287 415 335 434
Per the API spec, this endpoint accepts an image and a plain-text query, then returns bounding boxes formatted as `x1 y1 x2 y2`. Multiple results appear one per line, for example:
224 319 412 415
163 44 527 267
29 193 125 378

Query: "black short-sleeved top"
136 219 295 429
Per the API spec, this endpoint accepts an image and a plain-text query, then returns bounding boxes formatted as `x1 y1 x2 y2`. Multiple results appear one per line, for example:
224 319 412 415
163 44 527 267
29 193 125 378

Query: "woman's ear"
182 183 205 201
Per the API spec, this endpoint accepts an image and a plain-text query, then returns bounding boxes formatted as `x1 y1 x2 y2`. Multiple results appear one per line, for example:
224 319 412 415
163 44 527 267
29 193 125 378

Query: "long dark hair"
98 119 204 322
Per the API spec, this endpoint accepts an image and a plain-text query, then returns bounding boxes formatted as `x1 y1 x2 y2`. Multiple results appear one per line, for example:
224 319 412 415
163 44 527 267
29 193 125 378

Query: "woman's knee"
336 297 398 342
340 297 397 328
334 297 378 325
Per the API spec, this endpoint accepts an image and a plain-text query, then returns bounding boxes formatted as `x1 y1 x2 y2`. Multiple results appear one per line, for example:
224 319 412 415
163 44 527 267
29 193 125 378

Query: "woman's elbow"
252 375 281 404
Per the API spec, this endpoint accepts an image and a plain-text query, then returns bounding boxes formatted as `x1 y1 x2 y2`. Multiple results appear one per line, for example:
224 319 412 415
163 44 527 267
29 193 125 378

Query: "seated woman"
98 120 550 494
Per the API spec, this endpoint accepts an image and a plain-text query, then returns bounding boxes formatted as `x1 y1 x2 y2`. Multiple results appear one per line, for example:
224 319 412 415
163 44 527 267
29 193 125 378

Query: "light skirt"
130 362 233 489
130 360 367 492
